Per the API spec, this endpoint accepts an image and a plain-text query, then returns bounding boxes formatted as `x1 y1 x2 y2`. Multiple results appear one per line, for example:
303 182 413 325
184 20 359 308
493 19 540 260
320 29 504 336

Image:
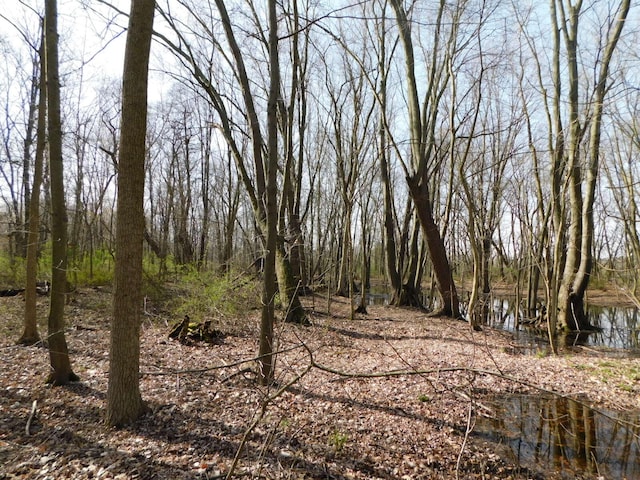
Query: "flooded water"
474 394 640 479
485 297 640 352
363 292 640 353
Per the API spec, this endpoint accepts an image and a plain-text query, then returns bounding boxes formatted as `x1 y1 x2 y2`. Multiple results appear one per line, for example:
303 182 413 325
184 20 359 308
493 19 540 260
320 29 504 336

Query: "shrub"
168 268 260 335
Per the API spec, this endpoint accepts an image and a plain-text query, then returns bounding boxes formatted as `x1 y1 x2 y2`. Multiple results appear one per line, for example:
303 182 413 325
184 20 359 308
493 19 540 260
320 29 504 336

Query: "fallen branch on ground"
25 400 37 435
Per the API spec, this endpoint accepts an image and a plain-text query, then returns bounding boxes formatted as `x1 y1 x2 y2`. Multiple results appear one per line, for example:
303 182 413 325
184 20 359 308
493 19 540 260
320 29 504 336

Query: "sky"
0 0 172 105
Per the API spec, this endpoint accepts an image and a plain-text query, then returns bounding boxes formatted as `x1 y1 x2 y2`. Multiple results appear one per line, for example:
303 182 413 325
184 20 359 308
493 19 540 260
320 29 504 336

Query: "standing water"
474 394 640 479
486 297 640 352
362 291 640 476
364 292 640 352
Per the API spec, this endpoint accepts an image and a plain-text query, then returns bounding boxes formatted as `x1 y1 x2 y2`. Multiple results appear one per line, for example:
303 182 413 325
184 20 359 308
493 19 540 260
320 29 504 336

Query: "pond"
485 297 640 352
363 292 640 353
473 393 640 479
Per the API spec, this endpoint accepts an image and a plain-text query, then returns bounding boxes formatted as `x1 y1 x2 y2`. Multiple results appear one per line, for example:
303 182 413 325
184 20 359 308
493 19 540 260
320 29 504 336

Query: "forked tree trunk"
552 0 630 332
390 0 460 318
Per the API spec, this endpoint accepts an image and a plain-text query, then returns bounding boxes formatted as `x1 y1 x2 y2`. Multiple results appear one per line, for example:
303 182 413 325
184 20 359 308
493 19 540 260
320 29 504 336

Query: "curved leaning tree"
388 0 461 318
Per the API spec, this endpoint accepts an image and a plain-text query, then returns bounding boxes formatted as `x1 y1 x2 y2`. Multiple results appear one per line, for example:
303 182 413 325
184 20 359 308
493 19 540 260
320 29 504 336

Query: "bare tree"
0 15 42 264
388 0 461 317
550 0 631 331
155 0 307 324
606 85 640 304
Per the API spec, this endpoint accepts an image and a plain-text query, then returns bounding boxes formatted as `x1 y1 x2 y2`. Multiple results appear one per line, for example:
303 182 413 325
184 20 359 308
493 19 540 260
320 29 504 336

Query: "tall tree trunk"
19 29 46 346
554 0 630 331
380 140 401 303
45 0 78 385
219 151 239 274
18 35 42 260
257 0 280 386
376 6 402 304
106 0 156 427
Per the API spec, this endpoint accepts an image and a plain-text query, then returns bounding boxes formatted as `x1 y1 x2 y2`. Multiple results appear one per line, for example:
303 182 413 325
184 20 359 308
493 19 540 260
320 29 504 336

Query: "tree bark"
44 0 78 385
275 246 307 324
19 28 46 347
554 0 630 331
257 0 280 386
106 0 156 426
374 5 402 305
406 176 459 316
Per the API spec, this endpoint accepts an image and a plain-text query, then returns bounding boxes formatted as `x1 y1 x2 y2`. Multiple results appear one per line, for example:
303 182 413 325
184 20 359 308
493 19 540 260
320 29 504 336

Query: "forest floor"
1 286 639 479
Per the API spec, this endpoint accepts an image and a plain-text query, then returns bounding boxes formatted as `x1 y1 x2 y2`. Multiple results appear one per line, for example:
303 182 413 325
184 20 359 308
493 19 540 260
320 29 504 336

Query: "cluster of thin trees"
1 0 638 423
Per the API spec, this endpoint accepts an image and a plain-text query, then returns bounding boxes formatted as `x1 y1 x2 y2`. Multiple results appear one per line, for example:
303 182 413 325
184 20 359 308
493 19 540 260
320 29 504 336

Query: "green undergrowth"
67 249 115 286
0 246 116 288
0 254 26 286
165 268 261 336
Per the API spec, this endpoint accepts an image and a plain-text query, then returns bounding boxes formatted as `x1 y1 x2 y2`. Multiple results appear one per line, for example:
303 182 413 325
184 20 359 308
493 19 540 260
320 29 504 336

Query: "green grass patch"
328 430 348 453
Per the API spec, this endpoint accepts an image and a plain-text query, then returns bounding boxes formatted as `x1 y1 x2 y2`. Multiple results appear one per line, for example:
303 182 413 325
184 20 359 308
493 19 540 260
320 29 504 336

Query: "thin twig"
25 400 37 435
225 357 314 479
141 343 305 376
456 400 475 480
220 367 255 384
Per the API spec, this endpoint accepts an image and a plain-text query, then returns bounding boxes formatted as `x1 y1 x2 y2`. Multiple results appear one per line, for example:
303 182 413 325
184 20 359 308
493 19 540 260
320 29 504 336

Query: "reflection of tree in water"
587 306 640 350
474 394 640 478
464 295 640 351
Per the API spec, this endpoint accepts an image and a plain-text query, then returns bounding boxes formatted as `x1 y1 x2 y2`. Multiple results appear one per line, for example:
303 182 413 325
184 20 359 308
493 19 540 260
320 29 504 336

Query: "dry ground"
1 288 639 479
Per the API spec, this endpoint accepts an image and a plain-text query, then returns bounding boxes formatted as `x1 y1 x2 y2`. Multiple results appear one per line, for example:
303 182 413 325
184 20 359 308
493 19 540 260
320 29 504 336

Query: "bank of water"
473 393 640 479
363 292 640 353
363 291 640 476
484 297 640 352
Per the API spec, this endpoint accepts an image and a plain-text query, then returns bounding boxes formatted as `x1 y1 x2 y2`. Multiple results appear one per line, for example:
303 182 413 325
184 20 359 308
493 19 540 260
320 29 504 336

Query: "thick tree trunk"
287 214 308 292
44 0 77 385
407 176 460 317
106 0 155 427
